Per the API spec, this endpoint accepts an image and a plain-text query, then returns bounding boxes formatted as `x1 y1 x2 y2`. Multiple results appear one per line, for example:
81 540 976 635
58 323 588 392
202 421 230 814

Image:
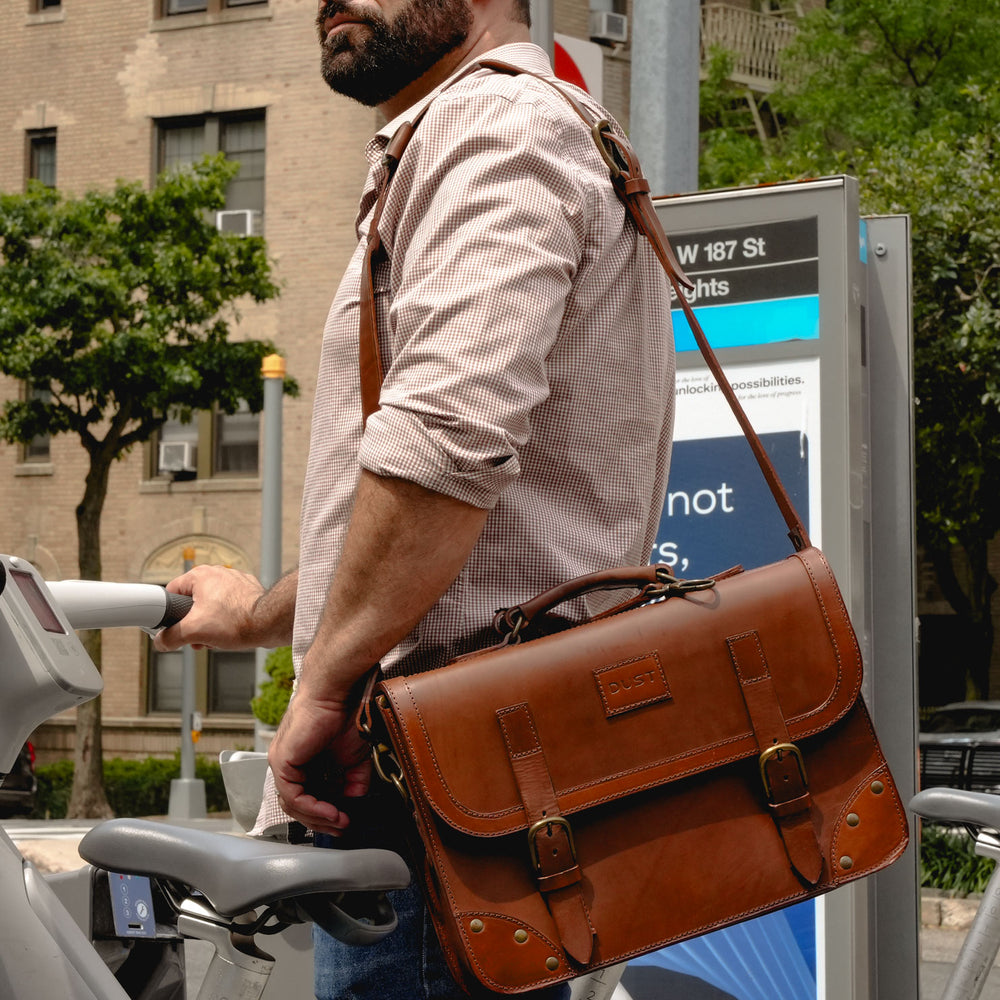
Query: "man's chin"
320 66 396 107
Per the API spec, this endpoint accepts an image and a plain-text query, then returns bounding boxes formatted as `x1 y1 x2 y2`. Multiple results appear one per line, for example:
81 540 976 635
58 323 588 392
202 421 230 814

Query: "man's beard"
316 0 473 107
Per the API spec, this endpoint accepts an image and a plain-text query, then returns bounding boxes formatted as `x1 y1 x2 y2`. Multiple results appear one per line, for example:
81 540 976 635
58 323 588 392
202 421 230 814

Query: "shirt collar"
363 42 554 167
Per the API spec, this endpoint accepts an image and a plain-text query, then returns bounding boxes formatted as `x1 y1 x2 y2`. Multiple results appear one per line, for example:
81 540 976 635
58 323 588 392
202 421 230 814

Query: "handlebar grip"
159 592 194 628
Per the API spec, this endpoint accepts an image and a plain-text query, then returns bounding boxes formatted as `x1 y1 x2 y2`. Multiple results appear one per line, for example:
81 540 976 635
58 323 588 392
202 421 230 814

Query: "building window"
149 648 184 712
158 112 265 228
214 402 259 474
32 0 62 9
21 384 51 463
153 403 260 480
27 129 56 188
163 0 267 16
148 645 256 715
209 650 257 714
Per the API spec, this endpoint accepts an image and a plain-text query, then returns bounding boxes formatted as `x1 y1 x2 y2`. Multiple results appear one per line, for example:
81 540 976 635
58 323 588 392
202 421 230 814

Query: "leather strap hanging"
357 60 811 551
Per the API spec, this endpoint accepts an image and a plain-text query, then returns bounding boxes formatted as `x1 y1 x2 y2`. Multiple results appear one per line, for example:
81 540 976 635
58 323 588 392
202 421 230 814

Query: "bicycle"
0 552 410 1000
910 787 1000 1000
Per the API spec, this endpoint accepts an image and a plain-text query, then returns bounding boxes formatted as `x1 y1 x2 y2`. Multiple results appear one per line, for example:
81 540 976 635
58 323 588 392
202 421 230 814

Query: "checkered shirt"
253 43 674 837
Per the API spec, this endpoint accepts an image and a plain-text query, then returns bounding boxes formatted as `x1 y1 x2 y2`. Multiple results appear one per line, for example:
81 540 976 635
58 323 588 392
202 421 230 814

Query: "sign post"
168 546 206 820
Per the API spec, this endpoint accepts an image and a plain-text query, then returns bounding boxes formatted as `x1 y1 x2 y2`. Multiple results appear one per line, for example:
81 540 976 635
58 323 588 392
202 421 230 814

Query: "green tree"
250 646 294 726
698 0 1000 697
0 156 293 815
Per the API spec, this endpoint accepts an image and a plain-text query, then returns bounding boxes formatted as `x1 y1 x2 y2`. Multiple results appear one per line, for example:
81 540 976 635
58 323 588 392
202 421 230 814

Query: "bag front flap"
375 547 862 838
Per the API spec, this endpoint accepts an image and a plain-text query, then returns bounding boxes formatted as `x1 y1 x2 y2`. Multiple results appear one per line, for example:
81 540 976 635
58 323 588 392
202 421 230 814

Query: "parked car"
919 701 1000 792
0 742 37 817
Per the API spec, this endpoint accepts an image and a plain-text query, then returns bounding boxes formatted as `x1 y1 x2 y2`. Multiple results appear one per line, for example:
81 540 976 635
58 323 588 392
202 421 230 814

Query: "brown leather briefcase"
361 547 908 994
356 62 909 995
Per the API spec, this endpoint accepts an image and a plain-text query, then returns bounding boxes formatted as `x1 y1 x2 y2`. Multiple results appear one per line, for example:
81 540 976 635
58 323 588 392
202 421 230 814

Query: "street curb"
922 890 981 931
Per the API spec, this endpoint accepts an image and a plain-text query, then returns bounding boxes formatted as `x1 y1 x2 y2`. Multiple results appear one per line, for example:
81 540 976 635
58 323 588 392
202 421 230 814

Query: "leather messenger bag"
356 62 910 996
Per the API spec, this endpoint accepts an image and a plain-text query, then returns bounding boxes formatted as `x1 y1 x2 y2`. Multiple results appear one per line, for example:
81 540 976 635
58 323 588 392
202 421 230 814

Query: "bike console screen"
0 555 103 772
9 568 66 635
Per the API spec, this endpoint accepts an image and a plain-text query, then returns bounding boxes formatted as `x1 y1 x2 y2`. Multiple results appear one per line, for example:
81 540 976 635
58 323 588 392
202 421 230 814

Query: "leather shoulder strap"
358 60 810 553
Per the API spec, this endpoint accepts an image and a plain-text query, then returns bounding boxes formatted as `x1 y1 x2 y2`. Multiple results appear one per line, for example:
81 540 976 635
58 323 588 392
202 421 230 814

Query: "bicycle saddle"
910 787 1000 830
79 818 410 931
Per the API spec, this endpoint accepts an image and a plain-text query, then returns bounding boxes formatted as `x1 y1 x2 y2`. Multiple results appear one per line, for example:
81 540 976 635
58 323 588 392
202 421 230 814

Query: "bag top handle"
358 59 811 555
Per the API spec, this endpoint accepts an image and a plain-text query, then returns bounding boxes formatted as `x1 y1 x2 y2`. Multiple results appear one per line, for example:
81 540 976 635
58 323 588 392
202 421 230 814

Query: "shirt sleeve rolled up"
357 83 594 509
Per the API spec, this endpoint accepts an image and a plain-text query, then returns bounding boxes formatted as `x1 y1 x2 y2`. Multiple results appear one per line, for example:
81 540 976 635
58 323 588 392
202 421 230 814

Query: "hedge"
921 824 997 896
33 753 230 819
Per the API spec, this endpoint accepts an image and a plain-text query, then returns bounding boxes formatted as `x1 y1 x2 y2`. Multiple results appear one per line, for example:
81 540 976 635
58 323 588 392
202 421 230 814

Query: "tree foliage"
699 0 1000 696
0 156 284 455
0 155 294 815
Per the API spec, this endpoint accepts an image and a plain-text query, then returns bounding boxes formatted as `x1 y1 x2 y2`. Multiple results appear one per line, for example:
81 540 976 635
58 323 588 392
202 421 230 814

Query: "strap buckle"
590 119 628 179
527 816 577 873
645 567 717 600
759 742 807 802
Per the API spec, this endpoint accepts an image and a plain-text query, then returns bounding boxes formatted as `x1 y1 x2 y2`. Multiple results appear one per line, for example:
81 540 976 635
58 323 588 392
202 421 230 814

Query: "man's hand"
268 687 372 835
154 565 296 652
261 471 488 832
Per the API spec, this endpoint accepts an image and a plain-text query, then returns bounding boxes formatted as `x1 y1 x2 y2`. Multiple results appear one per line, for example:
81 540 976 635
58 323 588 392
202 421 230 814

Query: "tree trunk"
67 453 114 819
67 630 113 819
927 542 998 701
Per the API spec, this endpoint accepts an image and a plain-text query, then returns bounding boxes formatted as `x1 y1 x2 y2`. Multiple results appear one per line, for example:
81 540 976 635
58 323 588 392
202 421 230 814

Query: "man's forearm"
253 567 298 648
298 471 489 701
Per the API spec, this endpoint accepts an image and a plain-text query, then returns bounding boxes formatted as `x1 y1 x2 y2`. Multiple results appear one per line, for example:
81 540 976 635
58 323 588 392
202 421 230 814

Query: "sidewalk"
11 829 1000 998
922 891 1000 998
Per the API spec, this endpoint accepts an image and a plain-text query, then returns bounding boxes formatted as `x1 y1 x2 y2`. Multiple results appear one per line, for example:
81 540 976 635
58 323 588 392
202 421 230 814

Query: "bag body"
367 546 909 994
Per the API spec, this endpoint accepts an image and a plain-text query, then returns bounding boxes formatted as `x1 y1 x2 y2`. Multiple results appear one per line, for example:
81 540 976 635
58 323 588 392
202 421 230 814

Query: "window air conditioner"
215 209 263 237
589 10 629 44
158 440 196 474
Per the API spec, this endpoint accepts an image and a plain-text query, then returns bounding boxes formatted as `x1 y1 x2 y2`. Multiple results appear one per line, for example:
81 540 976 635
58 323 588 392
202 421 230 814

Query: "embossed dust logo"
594 654 671 717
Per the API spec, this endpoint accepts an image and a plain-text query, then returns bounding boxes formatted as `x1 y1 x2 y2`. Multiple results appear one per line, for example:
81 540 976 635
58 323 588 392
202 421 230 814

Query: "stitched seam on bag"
393 677 755 830
609 886 830 964
424 786 565 995
397 680 524 822
791 551 862 737
727 630 768 684
828 704 909 875
396 666 794 831
459 909 564 987
497 703 540 759
593 652 670 716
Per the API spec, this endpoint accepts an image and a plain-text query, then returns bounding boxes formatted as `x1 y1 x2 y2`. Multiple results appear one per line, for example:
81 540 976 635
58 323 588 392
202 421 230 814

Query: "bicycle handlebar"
46 580 193 631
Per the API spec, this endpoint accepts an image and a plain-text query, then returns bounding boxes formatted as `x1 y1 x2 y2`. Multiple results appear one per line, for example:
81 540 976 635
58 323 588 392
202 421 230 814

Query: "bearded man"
156 1 674 996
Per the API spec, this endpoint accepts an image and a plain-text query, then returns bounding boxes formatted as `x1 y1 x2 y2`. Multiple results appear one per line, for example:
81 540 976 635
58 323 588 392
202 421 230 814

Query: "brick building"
0 0 635 761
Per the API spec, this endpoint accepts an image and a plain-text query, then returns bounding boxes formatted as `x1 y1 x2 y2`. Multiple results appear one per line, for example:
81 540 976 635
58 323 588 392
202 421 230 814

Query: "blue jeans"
312 794 570 1000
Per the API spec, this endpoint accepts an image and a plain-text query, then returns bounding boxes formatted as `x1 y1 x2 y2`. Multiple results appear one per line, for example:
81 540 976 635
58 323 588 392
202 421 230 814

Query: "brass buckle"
645 568 717 599
371 741 409 805
759 742 807 801
527 816 577 872
591 119 624 178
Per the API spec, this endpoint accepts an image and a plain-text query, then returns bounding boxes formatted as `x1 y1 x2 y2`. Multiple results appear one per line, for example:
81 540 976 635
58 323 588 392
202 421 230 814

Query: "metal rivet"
545 957 560 972
514 929 529 944
871 781 884 795
470 919 484 934
847 813 860 827
840 855 854 870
